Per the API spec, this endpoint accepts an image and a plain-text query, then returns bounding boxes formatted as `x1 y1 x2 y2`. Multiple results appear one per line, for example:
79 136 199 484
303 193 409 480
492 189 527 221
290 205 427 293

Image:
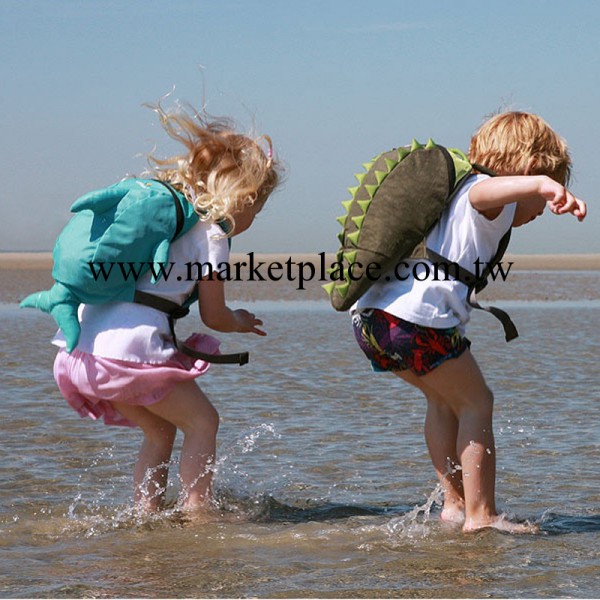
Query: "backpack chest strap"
133 291 249 365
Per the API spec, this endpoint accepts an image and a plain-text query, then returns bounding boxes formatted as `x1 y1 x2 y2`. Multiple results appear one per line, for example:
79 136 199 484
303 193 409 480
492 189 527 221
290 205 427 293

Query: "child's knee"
143 420 177 447
203 403 220 433
461 386 494 416
182 403 220 436
481 386 494 407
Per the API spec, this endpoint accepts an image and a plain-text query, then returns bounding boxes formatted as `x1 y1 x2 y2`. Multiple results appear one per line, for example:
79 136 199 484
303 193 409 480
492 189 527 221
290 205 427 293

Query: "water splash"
218 422 280 458
385 484 444 540
61 445 139 535
212 423 290 518
57 423 286 534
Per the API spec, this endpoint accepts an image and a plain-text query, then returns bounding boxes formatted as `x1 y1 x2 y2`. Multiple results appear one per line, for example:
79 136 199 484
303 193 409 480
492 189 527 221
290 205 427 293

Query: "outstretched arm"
470 175 587 222
197 276 266 336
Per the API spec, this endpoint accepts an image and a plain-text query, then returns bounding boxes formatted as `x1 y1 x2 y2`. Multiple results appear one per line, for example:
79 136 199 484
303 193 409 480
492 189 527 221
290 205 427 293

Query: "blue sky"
1 0 598 254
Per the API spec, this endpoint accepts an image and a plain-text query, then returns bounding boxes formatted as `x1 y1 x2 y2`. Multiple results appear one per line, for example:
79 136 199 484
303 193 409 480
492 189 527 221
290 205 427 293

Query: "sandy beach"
1 252 600 271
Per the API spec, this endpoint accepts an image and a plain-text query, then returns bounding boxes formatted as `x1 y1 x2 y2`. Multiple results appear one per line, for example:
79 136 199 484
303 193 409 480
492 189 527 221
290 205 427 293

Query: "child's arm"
197 276 266 336
470 175 587 221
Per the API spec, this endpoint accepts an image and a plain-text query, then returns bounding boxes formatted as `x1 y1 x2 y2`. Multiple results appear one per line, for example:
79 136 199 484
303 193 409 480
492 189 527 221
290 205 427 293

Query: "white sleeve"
199 223 230 275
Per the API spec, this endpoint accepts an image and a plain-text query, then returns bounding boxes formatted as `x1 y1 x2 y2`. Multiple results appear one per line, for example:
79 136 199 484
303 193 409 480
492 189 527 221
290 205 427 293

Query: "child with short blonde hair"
352 111 586 532
469 111 571 184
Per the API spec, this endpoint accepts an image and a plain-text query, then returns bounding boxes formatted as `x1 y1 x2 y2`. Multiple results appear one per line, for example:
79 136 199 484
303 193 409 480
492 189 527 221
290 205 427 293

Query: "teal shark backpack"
21 178 248 364
324 139 518 341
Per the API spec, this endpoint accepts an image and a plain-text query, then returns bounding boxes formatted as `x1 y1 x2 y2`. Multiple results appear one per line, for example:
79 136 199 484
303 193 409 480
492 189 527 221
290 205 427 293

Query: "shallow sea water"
1 270 599 598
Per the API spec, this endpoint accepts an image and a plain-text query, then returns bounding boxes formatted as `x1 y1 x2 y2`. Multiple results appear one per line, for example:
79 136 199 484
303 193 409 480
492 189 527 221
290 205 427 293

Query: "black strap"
473 229 512 294
133 292 249 365
420 163 517 342
425 248 518 342
466 288 518 342
471 163 497 177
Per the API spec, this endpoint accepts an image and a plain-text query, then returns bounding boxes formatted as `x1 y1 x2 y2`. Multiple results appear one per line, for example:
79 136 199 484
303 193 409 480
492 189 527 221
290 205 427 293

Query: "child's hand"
233 309 267 336
539 178 587 221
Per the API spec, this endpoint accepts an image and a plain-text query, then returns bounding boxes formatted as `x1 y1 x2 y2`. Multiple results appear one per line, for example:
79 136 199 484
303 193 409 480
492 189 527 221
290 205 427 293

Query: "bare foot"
441 506 465 525
463 514 539 534
176 503 219 525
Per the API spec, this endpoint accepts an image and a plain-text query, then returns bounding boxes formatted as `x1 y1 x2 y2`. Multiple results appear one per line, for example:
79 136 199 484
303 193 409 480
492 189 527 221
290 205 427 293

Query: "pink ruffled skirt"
53 333 220 427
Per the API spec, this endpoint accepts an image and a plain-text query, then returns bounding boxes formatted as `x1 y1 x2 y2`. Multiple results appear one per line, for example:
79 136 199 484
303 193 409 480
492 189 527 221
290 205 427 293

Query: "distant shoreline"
1 251 600 271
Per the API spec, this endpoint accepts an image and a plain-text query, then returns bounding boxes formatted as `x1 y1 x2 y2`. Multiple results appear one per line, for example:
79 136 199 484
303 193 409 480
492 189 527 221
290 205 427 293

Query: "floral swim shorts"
351 309 470 376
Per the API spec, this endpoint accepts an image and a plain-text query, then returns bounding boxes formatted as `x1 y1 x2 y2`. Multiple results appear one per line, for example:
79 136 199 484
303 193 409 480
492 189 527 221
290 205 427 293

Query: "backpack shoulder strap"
473 229 512 293
425 238 518 342
425 162 518 342
142 180 247 362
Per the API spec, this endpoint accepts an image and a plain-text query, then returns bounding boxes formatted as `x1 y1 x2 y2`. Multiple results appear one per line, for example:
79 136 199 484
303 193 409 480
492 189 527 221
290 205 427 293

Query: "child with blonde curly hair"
352 111 586 532
52 102 281 515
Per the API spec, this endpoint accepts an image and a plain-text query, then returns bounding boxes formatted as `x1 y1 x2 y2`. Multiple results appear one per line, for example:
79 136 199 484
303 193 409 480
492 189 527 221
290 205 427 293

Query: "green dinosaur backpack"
324 139 518 341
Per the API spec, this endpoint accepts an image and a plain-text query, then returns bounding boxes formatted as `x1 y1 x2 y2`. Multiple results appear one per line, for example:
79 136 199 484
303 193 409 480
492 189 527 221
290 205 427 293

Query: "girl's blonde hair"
468 111 571 185
147 102 281 234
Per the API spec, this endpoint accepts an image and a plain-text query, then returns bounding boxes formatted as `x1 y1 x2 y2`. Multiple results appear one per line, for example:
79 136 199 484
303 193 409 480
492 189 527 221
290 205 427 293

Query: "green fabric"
326 141 475 311
21 178 199 351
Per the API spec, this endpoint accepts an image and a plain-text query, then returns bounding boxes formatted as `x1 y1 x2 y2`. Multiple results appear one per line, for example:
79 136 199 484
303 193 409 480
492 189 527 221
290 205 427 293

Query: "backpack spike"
337 231 345 244
346 230 360 246
347 186 359 198
336 215 348 227
447 147 473 184
336 281 350 298
425 138 436 149
411 139 424 151
374 170 388 184
354 172 367 184
364 184 378 199
322 282 335 297
362 160 375 171
357 199 371 214
351 215 365 229
384 157 398 172
341 200 353 212
398 147 410 161
343 250 357 265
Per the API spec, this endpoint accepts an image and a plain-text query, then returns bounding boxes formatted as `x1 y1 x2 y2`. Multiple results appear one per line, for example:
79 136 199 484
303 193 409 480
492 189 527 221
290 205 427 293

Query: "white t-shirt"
353 174 516 333
52 220 230 363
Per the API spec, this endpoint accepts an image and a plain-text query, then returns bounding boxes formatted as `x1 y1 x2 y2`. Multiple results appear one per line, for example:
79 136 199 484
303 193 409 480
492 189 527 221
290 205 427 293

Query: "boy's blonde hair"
147 102 281 234
468 111 571 185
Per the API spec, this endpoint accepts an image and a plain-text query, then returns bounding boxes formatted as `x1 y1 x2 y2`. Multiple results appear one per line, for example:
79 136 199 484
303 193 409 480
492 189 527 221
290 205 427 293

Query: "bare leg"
399 370 465 522
424 396 465 523
398 350 533 533
146 381 219 512
110 402 177 512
